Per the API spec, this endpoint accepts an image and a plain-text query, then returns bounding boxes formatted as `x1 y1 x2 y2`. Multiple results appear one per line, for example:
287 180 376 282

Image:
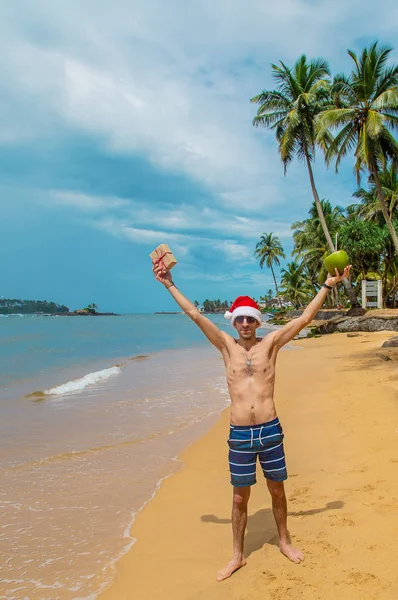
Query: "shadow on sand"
201 500 344 557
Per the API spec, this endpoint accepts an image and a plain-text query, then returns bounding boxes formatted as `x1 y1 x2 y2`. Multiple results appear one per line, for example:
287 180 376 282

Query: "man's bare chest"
226 350 274 378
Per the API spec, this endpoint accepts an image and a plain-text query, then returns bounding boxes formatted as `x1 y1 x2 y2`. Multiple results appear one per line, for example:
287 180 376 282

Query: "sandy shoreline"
99 332 398 600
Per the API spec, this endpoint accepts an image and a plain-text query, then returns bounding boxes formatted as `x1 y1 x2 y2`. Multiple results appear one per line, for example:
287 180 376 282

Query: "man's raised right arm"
153 263 229 352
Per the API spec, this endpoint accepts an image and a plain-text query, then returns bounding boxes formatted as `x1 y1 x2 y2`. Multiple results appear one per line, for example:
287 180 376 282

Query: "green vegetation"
251 54 359 307
202 299 230 313
251 42 398 310
317 43 398 254
254 233 285 307
279 262 313 307
0 298 69 315
84 303 98 314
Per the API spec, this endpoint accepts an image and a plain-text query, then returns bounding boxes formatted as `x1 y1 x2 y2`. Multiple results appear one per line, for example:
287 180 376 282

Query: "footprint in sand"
346 571 376 585
285 573 314 587
343 570 391 590
270 579 316 600
318 540 340 555
362 484 376 492
288 487 310 503
311 538 341 556
270 586 294 600
351 466 368 473
337 480 385 495
328 515 355 527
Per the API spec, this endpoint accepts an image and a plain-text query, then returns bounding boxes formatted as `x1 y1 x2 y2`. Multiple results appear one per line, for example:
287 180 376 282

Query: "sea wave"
42 366 122 397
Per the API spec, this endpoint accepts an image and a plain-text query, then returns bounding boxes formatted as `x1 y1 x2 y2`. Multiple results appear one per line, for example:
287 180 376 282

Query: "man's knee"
267 479 285 500
233 487 250 508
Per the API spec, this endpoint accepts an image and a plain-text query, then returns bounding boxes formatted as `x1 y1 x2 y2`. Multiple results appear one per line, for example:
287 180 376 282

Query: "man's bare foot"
216 557 247 581
280 542 304 564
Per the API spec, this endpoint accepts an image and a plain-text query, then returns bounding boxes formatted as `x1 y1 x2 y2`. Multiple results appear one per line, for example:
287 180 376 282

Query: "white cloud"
59 57 282 211
2 0 398 215
52 191 129 212
44 188 294 243
93 217 255 264
1 0 398 224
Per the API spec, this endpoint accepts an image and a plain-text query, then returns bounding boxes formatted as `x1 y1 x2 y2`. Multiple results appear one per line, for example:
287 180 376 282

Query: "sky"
1 0 398 313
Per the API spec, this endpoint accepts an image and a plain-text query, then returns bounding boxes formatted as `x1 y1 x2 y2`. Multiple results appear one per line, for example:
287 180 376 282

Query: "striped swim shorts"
228 417 287 487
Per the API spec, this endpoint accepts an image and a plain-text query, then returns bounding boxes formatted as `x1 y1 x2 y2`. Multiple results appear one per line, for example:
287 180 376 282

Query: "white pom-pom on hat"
224 311 233 320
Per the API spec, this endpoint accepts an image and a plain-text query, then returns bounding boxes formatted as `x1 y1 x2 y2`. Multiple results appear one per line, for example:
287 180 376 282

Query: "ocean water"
0 313 276 600
0 313 236 393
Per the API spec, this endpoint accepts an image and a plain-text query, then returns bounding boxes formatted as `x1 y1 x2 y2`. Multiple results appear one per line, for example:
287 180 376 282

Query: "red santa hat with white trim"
224 296 262 326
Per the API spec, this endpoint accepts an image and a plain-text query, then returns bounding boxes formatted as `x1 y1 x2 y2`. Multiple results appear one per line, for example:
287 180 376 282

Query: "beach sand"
99 332 398 600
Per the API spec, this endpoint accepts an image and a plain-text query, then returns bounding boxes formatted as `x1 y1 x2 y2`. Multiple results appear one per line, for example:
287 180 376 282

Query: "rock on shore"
316 310 398 334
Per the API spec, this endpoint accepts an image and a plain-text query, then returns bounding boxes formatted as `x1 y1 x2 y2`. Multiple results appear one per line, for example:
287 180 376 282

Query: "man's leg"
216 486 250 581
266 479 304 564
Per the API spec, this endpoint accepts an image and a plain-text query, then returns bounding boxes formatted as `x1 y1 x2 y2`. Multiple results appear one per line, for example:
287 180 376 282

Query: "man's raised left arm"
272 265 352 350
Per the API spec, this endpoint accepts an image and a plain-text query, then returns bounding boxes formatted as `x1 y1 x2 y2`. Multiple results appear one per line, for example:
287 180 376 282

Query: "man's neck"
237 336 259 351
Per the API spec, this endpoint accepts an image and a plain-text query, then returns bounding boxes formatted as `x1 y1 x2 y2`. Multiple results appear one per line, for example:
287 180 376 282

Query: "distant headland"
0 299 119 316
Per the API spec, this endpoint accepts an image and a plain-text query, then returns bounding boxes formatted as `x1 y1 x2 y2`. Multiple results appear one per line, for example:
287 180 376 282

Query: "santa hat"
224 296 262 326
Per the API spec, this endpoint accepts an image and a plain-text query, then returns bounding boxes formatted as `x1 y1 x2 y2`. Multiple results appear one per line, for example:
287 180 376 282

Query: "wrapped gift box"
150 243 177 270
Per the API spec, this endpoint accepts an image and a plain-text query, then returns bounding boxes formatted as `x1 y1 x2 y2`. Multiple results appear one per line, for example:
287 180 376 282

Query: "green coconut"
323 250 350 275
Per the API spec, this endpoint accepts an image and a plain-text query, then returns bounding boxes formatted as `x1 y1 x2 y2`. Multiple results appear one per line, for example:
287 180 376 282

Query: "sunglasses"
235 316 257 325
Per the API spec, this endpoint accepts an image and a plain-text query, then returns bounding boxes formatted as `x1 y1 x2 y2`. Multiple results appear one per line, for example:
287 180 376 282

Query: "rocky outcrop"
381 336 398 348
289 309 349 320
317 312 398 334
56 311 119 316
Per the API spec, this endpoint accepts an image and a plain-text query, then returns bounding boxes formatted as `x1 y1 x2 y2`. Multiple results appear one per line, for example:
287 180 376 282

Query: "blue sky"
1 0 398 313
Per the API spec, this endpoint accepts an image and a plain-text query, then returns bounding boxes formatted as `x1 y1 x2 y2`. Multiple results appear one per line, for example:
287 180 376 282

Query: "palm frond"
377 128 398 166
325 123 357 170
373 77 398 104
250 89 291 109
252 111 288 128
366 110 386 137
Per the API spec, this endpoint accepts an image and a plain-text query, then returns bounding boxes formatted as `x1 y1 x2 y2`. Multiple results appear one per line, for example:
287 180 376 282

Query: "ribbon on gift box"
152 249 173 270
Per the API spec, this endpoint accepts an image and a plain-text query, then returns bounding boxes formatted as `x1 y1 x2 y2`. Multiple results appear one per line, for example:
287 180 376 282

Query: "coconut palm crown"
251 55 331 172
316 42 398 252
251 55 360 307
350 164 398 223
279 262 313 308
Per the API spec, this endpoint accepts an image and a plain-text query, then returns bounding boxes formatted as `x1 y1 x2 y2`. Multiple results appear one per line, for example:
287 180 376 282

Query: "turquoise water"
0 313 231 390
0 313 276 600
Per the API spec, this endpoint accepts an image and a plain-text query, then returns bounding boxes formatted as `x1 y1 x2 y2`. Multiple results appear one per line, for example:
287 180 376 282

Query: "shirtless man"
153 261 351 581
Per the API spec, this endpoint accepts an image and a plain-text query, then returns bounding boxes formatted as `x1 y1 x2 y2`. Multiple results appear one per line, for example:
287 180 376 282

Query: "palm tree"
254 233 285 307
316 42 398 254
279 262 313 308
292 199 346 296
351 164 398 223
86 303 98 313
293 199 344 256
251 55 359 307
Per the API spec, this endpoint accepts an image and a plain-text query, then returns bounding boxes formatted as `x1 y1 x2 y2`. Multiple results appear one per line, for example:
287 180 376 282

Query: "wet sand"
0 346 228 600
99 332 398 600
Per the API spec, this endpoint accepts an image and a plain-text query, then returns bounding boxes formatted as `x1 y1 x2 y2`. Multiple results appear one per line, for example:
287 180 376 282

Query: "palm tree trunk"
304 149 361 308
304 151 335 251
370 157 398 255
271 265 283 308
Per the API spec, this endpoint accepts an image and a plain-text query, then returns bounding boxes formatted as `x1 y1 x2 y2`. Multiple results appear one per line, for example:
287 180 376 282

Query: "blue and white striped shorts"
228 417 287 487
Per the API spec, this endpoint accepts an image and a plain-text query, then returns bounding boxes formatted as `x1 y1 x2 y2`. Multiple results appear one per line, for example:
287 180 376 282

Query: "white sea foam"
44 366 121 397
